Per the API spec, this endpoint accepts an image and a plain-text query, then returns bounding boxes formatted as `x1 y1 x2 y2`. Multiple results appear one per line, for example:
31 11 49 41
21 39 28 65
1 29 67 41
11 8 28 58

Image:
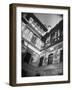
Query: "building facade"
21 13 63 77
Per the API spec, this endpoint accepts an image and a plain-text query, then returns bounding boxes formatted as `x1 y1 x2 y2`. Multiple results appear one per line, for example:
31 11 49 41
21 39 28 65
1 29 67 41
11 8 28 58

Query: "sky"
34 13 63 29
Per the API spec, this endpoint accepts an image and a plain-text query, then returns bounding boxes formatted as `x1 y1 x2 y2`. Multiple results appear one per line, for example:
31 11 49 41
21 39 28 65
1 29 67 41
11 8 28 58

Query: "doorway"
39 56 44 67
60 50 63 62
48 53 53 65
22 52 31 64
